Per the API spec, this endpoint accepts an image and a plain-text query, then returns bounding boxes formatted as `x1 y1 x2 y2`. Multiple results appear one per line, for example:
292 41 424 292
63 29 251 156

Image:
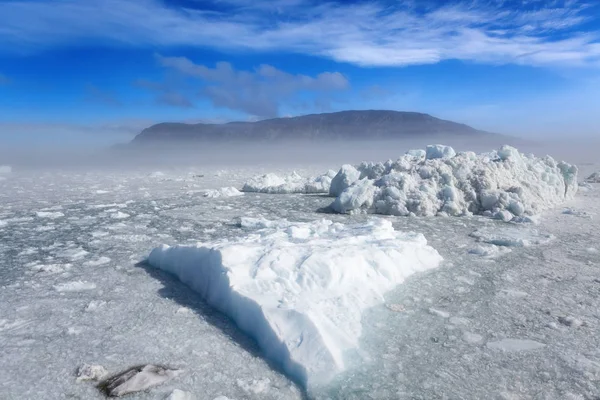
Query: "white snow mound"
147 218 442 389
203 187 244 198
243 170 337 194
329 145 578 220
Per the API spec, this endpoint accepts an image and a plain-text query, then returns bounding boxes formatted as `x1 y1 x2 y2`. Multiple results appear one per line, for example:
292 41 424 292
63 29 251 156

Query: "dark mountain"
130 110 500 144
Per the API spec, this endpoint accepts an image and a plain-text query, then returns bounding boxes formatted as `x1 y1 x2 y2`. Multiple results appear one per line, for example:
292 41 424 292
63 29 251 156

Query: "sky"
0 0 599 147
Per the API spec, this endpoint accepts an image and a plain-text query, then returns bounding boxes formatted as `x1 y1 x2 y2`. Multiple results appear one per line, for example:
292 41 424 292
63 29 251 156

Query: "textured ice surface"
147 218 442 389
329 145 578 219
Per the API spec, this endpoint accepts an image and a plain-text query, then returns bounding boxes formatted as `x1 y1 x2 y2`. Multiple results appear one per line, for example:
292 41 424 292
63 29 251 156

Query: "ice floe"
147 218 442 389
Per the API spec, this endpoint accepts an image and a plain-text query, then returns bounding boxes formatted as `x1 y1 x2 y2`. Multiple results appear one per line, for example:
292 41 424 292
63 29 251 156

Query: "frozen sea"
1 158 600 399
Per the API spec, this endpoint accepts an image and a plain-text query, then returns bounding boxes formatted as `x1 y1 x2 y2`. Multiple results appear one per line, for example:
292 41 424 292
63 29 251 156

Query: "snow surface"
328 145 578 219
147 218 442 389
242 171 336 194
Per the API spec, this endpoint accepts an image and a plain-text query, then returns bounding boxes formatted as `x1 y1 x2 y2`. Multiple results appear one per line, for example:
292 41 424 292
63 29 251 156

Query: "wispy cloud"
0 0 599 67
147 55 349 117
0 73 9 85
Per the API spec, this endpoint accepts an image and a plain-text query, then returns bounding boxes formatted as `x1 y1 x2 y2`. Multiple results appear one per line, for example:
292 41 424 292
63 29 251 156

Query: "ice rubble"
203 187 244 198
329 145 578 220
242 170 337 194
147 218 442 389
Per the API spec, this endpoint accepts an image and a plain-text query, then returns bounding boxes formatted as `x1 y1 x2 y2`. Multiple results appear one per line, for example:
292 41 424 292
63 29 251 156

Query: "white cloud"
0 0 598 67
152 55 349 117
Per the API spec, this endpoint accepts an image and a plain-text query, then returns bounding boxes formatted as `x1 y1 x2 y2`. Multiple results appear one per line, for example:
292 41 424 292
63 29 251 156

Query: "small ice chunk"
85 300 107 312
54 281 96 292
203 187 244 198
406 149 426 159
468 244 511 258
237 378 271 394
486 339 546 352
36 211 64 219
110 212 130 220
100 365 183 397
166 389 194 400
429 308 450 318
558 316 583 328
462 332 483 344
425 144 456 160
76 364 108 382
585 172 600 183
84 257 111 267
494 210 514 222
329 165 361 197
470 227 554 247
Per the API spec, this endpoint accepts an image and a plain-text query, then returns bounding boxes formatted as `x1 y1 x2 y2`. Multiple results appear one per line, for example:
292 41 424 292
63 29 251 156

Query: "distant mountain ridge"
130 110 500 144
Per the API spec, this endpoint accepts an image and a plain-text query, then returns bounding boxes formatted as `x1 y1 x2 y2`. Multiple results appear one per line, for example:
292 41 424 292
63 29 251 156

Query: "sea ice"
328 145 577 218
147 218 442 389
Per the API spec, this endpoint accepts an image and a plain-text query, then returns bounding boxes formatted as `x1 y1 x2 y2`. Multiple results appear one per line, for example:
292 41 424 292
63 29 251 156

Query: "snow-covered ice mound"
147 218 442 389
203 187 244 198
242 170 337 194
330 145 578 221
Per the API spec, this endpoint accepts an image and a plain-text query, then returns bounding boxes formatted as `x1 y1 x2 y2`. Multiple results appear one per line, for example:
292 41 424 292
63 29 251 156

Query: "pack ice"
147 218 442 389
329 145 578 219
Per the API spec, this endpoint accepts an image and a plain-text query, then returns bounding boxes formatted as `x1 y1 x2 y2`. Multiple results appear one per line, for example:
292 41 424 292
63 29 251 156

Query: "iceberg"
147 218 442 390
329 145 578 220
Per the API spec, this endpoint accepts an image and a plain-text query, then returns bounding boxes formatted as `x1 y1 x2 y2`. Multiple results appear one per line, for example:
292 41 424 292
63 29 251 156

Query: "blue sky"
0 0 599 147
